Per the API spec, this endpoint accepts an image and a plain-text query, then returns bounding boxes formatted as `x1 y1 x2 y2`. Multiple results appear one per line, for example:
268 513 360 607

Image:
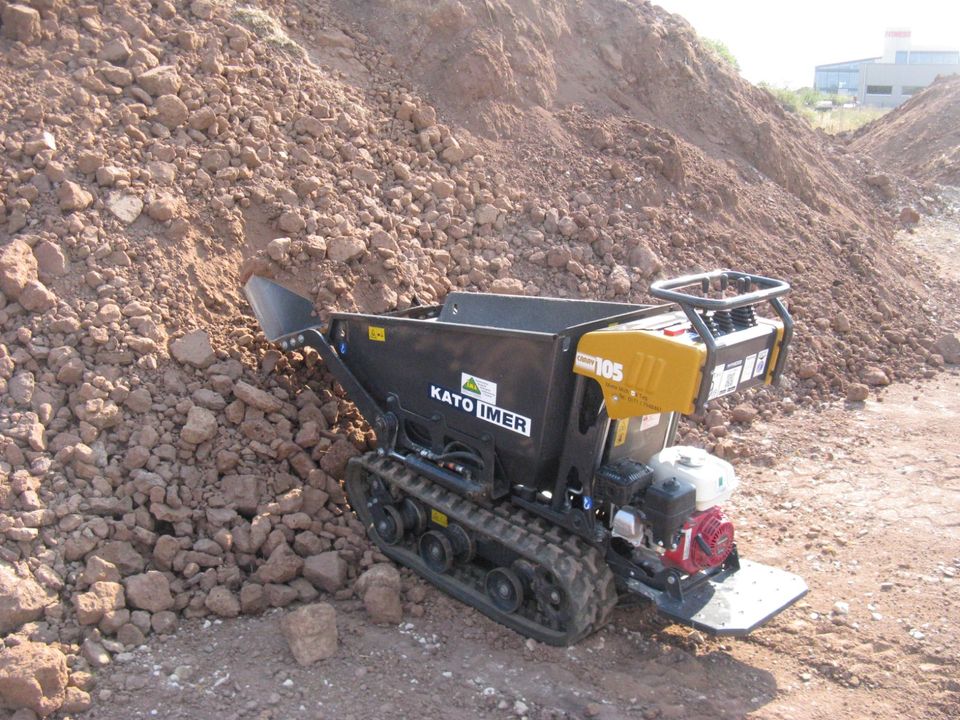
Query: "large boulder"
72 581 125 626
934 333 960 364
124 571 174 613
1 4 42 45
0 642 68 716
0 239 38 300
303 552 347 594
0 564 54 633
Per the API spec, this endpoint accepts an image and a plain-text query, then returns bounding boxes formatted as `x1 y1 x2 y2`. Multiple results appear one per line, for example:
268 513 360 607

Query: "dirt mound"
0 0 953 715
851 74 960 187
332 0 947 393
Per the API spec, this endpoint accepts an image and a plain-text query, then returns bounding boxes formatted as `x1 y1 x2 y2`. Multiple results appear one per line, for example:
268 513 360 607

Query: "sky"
653 1 960 88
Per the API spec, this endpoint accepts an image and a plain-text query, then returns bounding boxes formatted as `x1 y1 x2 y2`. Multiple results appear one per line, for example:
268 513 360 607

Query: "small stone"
319 439 360 478
33 241 68 277
190 0 214 19
151 610 177 634
628 244 662 277
898 207 920 225
280 603 338 665
278 211 306 234
240 583 268 615
73 581 125 625
61 686 93 713
846 383 869 402
233 381 282 413
731 404 758 424
181 405 218 444
355 563 401 597
832 601 849 615
155 94 189 128
136 65 182 96
106 192 144 224
267 237 291 262
79 556 121 587
862 367 890 386
170 330 215 368
205 586 240 618
255 543 303 584
18 281 57 313
58 181 93 212
412 105 436 130
475 204 499 225
363 584 402 625
326 235 366 263
80 639 110 669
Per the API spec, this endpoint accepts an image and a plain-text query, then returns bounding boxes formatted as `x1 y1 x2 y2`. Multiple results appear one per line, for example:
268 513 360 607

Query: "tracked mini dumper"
245 270 807 645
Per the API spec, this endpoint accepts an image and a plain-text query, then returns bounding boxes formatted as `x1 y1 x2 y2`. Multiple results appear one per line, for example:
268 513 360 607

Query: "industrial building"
814 30 960 107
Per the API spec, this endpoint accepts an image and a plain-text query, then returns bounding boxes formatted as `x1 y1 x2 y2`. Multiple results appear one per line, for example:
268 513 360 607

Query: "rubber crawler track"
345 453 618 646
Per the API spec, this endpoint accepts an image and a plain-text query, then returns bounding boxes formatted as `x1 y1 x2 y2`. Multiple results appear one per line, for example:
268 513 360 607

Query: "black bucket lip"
245 275 668 343
243 275 320 342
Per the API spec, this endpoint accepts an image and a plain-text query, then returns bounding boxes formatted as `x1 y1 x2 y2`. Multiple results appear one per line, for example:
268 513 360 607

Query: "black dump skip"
327 292 664 497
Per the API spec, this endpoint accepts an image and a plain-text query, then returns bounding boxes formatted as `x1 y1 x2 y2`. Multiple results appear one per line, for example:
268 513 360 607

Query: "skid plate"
630 559 808 636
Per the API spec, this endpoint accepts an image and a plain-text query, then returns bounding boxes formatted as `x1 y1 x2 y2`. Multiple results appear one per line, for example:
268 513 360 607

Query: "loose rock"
280 603 338 665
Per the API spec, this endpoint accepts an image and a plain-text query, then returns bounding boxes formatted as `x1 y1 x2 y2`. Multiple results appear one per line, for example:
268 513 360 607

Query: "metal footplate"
627 559 808 636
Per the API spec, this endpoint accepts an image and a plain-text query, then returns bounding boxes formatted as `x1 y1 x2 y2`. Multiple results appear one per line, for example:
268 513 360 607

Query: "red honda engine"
662 506 734 575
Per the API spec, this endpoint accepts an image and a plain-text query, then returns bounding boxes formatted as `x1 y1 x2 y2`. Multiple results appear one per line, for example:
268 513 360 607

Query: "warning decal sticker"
460 372 497 404
708 360 744 400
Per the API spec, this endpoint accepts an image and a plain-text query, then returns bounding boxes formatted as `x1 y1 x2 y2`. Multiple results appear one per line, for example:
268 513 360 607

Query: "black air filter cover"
642 477 696 546
594 459 654 506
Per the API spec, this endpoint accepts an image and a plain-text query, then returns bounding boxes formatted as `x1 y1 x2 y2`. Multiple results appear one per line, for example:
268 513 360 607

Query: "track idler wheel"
419 530 454 573
532 567 570 628
485 568 524 613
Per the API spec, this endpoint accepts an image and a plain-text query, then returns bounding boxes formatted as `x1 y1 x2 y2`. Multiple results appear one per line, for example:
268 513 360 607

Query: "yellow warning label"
430 509 448 527
368 326 386 342
613 419 630 447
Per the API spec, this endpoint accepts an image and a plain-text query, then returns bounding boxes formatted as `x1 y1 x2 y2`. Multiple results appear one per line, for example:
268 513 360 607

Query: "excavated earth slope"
0 0 954 716
851 73 960 187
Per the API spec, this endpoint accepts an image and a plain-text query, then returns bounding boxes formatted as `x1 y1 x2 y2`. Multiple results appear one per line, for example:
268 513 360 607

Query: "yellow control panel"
573 310 784 418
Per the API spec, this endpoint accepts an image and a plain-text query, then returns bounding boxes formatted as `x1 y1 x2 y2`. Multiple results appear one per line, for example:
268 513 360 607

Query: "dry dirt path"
76 209 960 720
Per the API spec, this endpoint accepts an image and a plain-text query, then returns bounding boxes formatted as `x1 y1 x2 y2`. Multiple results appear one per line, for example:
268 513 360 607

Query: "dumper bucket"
243 275 319 342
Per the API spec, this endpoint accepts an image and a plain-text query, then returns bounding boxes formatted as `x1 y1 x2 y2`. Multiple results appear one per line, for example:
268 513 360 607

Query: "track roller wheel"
419 530 454 573
446 523 476 563
375 504 405 546
401 498 428 535
485 568 524 613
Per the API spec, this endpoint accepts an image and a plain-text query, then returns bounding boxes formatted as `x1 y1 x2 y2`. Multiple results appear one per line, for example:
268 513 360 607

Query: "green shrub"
701 37 741 72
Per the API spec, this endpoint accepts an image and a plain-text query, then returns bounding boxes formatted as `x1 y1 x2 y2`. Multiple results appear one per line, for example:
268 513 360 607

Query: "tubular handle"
649 270 790 311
